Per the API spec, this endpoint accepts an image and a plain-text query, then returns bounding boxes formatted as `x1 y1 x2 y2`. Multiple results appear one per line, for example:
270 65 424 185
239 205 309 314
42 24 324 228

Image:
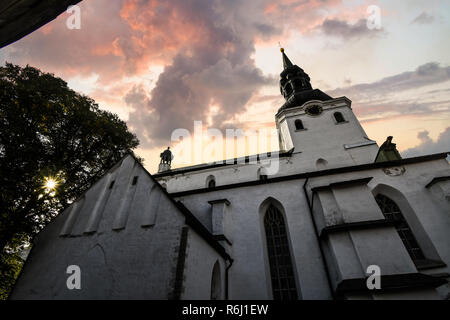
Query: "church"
10 49 450 300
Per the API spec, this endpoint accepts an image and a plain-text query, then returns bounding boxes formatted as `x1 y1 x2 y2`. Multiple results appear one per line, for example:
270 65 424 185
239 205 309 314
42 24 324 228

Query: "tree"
0 63 140 298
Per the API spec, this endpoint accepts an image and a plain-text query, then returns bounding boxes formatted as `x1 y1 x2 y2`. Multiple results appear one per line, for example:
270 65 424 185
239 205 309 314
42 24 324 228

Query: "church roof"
167 152 449 197
153 148 294 178
278 89 333 113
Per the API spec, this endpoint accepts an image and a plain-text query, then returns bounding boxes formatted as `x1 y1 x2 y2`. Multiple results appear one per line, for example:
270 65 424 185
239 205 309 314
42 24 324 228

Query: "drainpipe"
302 178 335 299
225 258 234 300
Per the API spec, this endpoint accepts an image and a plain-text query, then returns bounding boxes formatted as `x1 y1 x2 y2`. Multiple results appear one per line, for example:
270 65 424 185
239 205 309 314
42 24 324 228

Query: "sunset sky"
1 0 449 173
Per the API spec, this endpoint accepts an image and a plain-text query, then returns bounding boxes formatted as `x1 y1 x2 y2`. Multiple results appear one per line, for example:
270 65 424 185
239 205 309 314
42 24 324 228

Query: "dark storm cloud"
124 0 276 147
319 18 383 39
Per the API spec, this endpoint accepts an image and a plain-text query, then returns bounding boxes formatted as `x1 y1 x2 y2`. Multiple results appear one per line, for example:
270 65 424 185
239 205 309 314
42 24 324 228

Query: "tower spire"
280 48 293 69
277 48 332 111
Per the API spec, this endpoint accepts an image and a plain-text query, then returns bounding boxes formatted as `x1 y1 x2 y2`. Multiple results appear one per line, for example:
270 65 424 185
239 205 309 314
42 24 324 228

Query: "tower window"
109 180 115 189
375 194 425 262
264 204 298 300
132 176 139 185
206 175 216 189
294 119 304 130
334 112 346 123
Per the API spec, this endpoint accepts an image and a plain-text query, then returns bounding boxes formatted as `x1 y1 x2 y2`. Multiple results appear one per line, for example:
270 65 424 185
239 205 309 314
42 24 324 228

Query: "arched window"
334 112 345 123
210 261 221 300
264 204 298 300
294 119 304 130
375 194 425 261
206 175 216 188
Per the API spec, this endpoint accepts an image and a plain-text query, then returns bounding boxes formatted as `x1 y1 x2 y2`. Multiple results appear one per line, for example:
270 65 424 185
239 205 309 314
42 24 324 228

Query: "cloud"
411 11 435 25
124 0 276 147
318 18 383 40
328 62 450 99
5 0 444 154
326 62 450 121
330 62 450 96
402 127 450 157
0 1 134 83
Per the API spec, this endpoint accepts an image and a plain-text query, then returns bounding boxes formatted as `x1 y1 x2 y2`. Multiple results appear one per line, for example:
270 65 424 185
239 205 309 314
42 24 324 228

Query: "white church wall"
173 156 449 299
11 155 190 299
181 228 226 300
176 180 333 300
367 160 450 271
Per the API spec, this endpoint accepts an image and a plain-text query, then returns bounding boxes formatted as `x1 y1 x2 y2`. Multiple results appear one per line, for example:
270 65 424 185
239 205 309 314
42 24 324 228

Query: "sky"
1 0 449 173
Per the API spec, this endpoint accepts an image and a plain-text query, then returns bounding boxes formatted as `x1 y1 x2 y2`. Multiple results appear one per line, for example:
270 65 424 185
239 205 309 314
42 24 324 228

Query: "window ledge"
335 120 349 125
295 128 307 132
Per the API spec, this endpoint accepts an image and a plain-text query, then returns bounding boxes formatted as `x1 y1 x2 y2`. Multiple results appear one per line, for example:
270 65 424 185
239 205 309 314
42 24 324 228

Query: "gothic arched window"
334 112 345 123
375 194 425 261
264 204 298 300
210 261 221 300
294 119 304 130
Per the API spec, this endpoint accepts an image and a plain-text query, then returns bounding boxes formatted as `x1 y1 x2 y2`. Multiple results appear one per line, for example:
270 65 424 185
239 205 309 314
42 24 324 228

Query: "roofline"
153 148 294 178
168 152 449 197
31 152 231 261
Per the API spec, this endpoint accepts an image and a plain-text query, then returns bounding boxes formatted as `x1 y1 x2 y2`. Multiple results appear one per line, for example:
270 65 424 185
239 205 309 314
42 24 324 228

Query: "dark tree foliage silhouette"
0 63 140 298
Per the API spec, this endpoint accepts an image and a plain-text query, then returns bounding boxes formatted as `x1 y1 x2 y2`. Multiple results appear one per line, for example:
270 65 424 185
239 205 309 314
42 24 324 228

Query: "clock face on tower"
305 104 323 116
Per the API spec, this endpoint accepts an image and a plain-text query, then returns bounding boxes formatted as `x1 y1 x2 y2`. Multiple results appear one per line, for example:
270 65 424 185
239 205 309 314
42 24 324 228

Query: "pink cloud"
0 0 401 152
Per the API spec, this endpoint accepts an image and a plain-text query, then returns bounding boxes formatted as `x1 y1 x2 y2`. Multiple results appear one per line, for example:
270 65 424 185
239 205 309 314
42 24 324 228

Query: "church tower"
275 48 379 170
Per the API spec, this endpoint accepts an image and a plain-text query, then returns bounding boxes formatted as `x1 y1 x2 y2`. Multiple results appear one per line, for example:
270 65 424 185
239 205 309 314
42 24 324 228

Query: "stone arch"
210 260 222 300
316 158 328 169
371 183 442 264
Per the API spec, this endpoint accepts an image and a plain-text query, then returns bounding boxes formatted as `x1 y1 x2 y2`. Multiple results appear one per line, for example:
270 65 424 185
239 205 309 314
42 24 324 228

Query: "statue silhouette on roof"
160 147 173 165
